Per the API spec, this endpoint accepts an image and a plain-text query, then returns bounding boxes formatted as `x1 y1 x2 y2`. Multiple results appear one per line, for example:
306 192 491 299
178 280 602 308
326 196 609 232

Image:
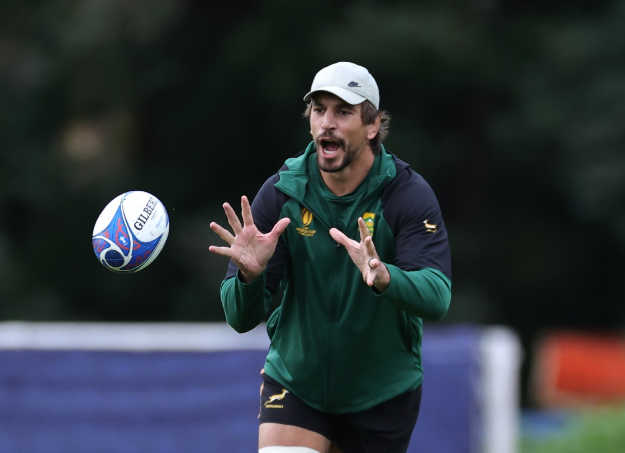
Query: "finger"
210 221 235 245
364 235 377 257
329 228 354 248
367 255 379 269
208 245 233 258
365 257 379 287
240 195 255 228
223 202 243 234
270 218 291 238
357 217 371 242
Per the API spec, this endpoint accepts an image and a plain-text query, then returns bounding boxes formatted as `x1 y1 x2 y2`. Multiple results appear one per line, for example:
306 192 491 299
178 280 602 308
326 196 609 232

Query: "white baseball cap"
303 62 380 109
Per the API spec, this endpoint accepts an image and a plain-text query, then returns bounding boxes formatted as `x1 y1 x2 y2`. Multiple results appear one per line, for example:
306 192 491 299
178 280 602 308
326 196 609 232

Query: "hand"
329 217 390 292
209 195 290 282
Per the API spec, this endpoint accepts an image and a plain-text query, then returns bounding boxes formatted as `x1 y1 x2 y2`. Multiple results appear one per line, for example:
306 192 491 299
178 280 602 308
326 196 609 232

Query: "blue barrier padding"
0 350 267 453
0 326 482 453
411 325 482 453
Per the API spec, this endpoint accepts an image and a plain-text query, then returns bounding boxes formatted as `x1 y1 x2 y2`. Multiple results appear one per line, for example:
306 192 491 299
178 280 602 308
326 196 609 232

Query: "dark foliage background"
1 0 624 404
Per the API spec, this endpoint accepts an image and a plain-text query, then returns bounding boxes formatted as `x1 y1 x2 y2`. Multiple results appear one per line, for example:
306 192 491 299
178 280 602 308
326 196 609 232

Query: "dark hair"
303 98 391 156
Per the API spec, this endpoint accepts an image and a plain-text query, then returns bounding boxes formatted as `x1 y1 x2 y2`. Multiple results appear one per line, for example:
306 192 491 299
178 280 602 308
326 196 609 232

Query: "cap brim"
303 86 366 105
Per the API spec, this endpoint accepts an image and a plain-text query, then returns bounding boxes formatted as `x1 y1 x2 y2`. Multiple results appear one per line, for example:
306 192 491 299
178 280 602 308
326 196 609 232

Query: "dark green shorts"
258 373 422 453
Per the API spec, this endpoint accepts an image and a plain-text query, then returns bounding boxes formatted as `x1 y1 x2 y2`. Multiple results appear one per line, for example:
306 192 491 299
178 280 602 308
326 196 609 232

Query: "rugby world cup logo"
296 207 316 237
301 207 313 226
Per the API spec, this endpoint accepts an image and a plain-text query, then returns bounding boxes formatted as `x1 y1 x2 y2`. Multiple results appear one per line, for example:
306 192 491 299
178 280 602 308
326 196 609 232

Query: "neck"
320 151 375 196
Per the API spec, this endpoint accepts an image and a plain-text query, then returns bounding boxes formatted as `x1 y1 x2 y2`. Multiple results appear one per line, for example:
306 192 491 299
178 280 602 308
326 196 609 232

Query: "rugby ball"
92 191 169 273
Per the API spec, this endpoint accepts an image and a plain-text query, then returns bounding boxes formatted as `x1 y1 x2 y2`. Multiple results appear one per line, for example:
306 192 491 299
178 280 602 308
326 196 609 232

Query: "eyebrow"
311 99 356 111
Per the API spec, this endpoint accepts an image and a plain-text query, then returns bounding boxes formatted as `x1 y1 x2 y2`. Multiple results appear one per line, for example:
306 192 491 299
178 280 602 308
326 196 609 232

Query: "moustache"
315 133 345 146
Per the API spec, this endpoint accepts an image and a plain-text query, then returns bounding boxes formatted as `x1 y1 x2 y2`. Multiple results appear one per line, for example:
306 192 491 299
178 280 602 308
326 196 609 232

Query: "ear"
366 114 381 140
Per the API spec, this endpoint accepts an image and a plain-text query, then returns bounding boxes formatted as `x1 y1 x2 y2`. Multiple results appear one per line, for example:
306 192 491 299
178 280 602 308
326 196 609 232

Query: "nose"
321 111 336 130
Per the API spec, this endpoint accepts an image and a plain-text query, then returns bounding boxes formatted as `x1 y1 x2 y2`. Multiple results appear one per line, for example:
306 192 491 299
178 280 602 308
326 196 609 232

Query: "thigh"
259 373 336 450
259 424 331 452
335 385 423 453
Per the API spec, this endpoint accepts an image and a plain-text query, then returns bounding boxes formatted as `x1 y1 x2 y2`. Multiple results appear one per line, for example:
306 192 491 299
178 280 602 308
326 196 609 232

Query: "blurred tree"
0 1 624 404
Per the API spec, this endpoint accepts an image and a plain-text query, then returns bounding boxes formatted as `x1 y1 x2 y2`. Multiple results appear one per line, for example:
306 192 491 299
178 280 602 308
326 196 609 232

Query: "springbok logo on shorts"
296 207 316 237
264 389 289 409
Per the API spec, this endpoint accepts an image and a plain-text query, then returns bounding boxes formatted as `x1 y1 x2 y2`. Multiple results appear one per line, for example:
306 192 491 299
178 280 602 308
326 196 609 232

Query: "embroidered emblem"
264 389 289 409
424 219 437 233
296 207 316 237
363 212 375 236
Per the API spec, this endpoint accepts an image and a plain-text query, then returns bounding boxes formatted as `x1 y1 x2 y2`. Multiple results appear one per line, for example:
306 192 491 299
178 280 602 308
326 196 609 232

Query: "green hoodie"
220 143 451 413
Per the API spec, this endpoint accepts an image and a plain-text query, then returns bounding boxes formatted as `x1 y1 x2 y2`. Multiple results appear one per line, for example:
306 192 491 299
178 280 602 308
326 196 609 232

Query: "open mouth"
321 140 341 156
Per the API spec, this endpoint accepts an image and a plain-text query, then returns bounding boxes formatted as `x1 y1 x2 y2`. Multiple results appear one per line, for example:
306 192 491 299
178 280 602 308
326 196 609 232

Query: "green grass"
520 404 625 453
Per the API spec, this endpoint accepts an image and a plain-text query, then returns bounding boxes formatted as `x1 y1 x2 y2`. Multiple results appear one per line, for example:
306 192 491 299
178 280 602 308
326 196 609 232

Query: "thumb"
329 228 348 246
270 218 291 238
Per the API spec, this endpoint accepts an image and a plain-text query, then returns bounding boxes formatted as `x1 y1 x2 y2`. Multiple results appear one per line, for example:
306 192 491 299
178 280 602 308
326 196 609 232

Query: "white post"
480 327 523 453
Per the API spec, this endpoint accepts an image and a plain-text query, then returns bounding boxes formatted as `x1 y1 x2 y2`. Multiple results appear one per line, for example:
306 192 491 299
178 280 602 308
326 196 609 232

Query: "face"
309 93 379 174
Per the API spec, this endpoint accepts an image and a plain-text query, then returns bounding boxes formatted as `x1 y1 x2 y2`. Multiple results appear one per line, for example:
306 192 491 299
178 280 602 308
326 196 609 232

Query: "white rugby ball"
92 191 169 273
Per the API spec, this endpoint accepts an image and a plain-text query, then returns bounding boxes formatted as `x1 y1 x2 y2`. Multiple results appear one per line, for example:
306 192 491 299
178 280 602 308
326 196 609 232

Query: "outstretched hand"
329 217 390 292
209 196 290 282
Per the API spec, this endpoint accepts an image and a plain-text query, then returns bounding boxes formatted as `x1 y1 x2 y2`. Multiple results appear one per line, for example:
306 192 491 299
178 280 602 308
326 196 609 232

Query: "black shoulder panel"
379 157 452 279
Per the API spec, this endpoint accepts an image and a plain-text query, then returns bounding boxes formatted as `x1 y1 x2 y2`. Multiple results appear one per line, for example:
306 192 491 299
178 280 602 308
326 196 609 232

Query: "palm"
339 238 368 273
229 225 278 275
329 217 390 291
209 196 290 281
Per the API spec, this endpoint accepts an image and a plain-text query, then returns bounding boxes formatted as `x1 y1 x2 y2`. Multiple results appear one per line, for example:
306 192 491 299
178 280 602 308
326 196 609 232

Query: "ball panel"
133 224 170 271
92 194 124 236
118 234 165 272
104 249 125 268
122 191 169 243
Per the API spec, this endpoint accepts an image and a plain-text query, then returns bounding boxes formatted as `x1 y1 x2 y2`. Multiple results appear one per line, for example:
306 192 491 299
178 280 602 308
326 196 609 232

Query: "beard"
314 133 357 173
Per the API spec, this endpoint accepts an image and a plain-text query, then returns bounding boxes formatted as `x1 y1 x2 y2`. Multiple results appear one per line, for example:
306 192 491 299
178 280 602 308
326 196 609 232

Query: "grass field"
520 403 625 453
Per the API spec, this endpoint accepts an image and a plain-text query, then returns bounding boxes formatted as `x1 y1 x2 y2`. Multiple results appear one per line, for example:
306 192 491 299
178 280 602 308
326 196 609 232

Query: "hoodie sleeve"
376 163 452 320
377 267 451 320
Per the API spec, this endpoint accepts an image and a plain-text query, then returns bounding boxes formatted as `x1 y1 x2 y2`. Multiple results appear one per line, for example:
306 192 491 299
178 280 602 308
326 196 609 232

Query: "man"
209 62 452 453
